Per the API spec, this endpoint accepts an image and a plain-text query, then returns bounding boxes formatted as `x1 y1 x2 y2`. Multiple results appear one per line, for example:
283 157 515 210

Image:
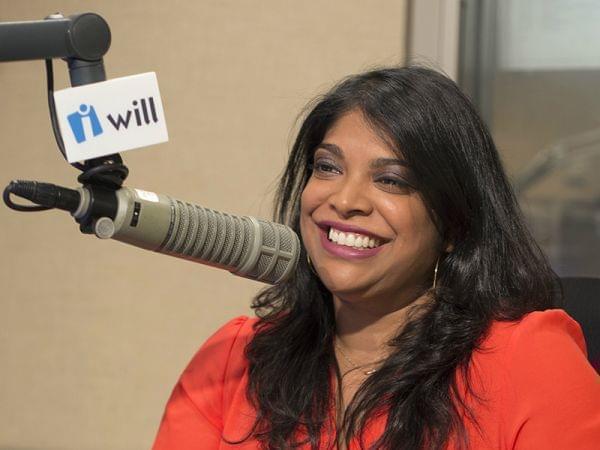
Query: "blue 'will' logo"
66 98 159 145
67 104 104 143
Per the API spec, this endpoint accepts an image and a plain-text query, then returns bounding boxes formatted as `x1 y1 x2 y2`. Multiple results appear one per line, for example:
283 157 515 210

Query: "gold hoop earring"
432 256 440 289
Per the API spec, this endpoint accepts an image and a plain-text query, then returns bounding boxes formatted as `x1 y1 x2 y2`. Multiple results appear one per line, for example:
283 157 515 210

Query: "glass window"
459 0 600 277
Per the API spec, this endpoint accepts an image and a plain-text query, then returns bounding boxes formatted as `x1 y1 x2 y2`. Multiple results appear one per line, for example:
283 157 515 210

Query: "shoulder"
181 315 258 384
471 309 600 448
486 308 591 374
478 308 595 392
507 308 588 356
183 316 258 372
178 316 259 420
478 308 588 359
502 308 597 395
152 317 260 448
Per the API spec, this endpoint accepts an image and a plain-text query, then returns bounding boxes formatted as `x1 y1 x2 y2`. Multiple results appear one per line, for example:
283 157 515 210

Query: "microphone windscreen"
159 198 300 284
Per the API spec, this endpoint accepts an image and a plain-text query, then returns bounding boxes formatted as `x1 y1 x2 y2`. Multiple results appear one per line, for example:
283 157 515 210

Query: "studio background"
0 1 408 449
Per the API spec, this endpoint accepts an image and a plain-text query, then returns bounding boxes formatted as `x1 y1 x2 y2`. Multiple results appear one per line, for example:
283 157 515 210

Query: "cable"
4 54 129 213
3 182 52 212
77 161 129 189
44 58 128 189
46 58 86 170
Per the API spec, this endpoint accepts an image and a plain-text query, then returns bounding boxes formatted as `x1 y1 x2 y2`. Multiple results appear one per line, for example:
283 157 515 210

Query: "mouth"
316 221 390 253
326 226 383 250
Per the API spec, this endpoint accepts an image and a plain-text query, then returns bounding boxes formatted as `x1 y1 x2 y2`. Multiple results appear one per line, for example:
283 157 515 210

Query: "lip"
317 225 386 259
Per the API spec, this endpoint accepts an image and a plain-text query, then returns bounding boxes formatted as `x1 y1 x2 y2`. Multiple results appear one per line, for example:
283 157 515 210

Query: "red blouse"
153 309 600 449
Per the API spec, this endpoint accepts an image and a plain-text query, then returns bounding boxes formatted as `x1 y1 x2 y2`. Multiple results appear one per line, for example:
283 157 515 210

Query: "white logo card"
53 72 169 163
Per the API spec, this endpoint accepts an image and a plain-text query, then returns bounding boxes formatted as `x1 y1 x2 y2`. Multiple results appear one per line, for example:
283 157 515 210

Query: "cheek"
383 198 441 250
299 183 318 238
300 179 323 217
299 188 311 229
299 180 332 253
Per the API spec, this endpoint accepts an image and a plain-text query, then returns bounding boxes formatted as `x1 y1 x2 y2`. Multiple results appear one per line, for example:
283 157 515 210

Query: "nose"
328 176 373 218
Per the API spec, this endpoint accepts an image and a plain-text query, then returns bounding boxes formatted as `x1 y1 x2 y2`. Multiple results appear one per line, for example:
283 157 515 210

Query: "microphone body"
5 180 300 284
93 187 300 284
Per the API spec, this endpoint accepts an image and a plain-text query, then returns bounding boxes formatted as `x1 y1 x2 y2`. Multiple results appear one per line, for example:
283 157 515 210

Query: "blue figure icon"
67 104 103 143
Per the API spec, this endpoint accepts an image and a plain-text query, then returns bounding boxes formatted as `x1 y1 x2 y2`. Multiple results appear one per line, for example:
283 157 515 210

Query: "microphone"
5 180 300 284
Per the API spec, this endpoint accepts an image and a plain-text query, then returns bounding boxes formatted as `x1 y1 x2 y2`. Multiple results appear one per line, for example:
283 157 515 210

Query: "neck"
333 291 431 356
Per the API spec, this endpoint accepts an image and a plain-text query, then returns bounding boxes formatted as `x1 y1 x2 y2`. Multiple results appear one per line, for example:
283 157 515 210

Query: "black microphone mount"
1 12 129 233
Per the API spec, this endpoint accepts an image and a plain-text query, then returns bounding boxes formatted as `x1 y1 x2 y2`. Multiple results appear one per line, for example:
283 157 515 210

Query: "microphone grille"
161 200 253 268
244 219 300 284
160 198 299 284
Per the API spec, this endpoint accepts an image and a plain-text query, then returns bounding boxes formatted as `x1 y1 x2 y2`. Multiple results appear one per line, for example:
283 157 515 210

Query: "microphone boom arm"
1 11 129 221
0 13 111 86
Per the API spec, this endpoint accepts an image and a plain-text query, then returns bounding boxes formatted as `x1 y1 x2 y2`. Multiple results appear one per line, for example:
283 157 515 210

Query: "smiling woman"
153 67 600 450
300 110 443 308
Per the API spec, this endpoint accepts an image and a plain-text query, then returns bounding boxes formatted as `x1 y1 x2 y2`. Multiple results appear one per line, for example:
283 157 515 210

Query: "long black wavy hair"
242 66 561 449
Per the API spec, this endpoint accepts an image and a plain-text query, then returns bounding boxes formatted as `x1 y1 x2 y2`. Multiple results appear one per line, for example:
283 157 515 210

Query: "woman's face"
300 109 443 306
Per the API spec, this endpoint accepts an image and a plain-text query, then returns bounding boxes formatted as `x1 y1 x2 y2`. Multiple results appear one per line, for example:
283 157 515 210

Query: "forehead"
319 110 403 161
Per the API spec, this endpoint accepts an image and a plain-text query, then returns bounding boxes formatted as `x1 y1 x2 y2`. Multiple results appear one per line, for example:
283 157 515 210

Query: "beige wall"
0 1 407 448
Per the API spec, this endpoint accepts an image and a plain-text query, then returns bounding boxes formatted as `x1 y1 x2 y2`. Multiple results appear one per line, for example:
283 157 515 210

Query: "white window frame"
406 0 462 81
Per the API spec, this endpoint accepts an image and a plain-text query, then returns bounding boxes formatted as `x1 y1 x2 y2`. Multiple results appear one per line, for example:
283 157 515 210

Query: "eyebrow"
315 142 409 168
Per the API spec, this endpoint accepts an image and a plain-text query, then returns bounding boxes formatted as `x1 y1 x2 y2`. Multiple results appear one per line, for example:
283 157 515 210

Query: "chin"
315 270 373 301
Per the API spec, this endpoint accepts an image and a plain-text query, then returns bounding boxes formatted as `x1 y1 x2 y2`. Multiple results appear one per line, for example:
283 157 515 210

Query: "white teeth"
327 227 381 249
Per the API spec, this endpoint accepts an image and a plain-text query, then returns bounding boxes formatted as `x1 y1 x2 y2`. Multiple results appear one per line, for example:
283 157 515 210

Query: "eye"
374 174 414 193
309 158 342 177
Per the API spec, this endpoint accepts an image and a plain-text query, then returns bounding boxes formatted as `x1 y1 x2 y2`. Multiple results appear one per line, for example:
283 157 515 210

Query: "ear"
444 242 454 253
